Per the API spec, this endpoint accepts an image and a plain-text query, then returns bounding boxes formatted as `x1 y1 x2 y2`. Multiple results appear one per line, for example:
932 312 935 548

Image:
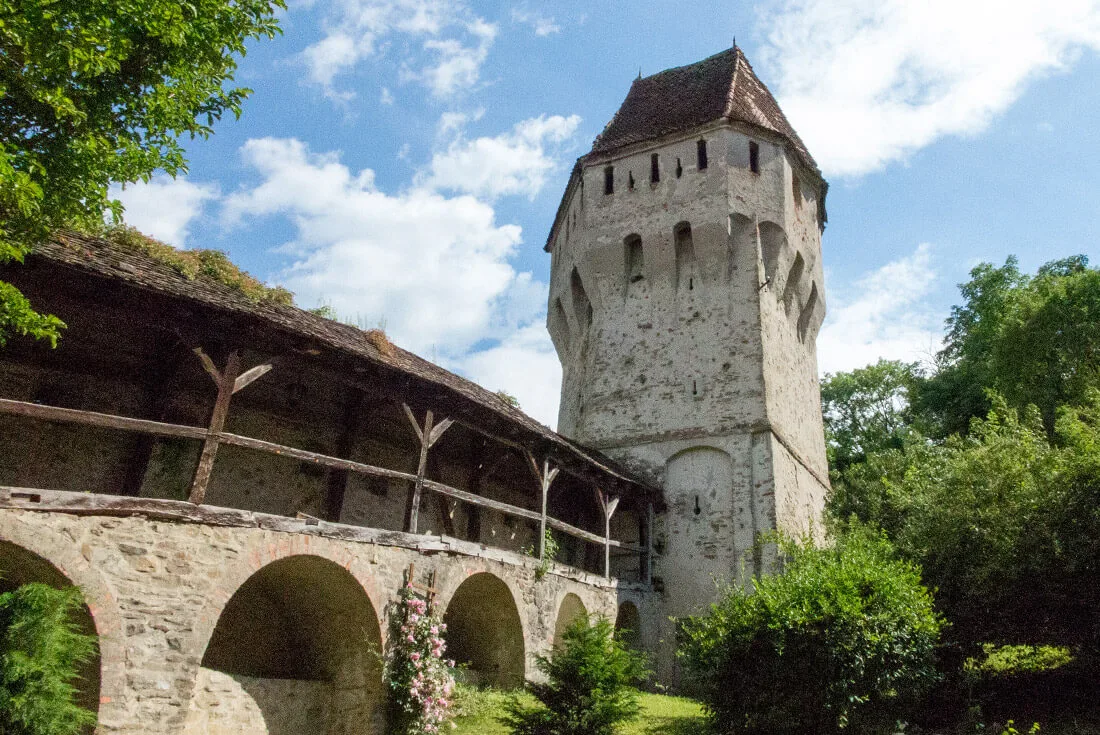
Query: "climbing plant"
385 584 456 735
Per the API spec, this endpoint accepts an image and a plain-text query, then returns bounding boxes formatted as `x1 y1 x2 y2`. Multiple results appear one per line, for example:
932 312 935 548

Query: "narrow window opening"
792 174 802 207
675 158 683 178
693 495 701 515
674 222 695 294
697 139 708 170
749 141 760 173
604 166 614 195
692 379 698 396
650 154 659 183
628 171 635 190
625 235 644 284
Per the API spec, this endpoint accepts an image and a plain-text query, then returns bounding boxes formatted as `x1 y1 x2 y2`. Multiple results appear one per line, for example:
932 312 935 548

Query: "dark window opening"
688 277 693 291
628 171 635 190
674 222 695 294
697 139 708 170
693 495 701 515
749 141 760 173
692 380 698 396
675 158 683 178
625 235 644 284
604 166 614 195
650 154 659 183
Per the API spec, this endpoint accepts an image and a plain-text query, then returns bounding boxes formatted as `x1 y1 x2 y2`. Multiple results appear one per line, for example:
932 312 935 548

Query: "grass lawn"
452 686 706 735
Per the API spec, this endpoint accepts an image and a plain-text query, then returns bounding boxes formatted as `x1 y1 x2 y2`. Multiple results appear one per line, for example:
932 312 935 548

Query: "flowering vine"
386 585 456 734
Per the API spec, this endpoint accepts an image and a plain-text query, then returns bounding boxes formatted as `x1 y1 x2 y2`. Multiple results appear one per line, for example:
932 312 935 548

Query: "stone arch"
0 541 102 719
759 221 787 284
782 252 806 313
552 592 588 648
614 601 642 652
0 517 125 725
570 267 592 331
189 554 386 735
442 572 525 688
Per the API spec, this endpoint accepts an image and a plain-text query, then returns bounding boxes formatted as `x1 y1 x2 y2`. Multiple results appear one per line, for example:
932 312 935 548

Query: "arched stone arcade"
441 572 526 689
186 554 386 735
552 592 588 649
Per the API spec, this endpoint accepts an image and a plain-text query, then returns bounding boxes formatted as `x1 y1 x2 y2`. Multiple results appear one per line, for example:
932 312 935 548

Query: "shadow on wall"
0 540 102 718
553 593 588 649
615 601 642 653
443 572 526 689
186 554 385 735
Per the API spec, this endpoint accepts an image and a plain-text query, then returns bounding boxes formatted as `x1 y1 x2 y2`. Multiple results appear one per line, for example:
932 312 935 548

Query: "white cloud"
511 8 560 36
380 87 395 105
300 0 496 98
109 176 219 248
455 322 562 427
423 114 581 200
222 137 548 358
817 244 943 375
758 0 1100 176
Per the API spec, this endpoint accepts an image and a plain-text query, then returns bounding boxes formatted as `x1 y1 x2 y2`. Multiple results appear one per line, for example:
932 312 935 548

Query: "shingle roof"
590 46 818 173
20 232 659 498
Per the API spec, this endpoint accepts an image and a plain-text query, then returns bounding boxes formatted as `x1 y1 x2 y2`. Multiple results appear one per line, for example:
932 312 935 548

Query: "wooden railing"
0 347 654 580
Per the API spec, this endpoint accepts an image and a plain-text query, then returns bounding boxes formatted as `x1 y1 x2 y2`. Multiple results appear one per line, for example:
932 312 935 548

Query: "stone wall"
0 500 655 734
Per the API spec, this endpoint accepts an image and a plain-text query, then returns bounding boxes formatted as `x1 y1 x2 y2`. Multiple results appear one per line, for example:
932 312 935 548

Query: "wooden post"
403 404 453 534
188 351 242 505
645 502 655 585
526 455 560 560
596 489 620 579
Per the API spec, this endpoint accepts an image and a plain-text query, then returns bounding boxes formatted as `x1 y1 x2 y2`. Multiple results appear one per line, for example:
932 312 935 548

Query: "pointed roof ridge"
587 45 819 176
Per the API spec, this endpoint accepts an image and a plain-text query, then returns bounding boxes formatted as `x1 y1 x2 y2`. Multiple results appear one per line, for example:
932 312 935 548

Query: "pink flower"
410 652 421 661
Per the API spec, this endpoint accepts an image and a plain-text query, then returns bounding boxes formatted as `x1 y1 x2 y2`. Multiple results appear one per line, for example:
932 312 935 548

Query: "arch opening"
442 573 525 689
782 252 805 313
553 593 588 649
624 234 644 293
0 541 101 719
570 268 592 331
192 555 385 735
759 222 787 284
674 222 696 293
615 601 641 653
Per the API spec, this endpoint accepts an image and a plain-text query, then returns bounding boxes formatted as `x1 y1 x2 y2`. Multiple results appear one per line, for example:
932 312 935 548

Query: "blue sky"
111 0 1100 427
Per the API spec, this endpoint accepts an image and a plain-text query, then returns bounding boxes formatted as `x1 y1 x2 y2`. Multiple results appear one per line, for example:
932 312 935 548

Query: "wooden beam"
233 363 274 394
323 388 363 522
0 398 206 440
193 347 221 385
596 489 621 579
644 502 655 585
188 351 241 505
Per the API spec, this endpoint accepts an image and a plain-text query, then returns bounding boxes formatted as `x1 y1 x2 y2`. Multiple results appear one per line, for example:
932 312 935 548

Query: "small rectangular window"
697 139 708 170
749 141 760 173
650 154 659 183
675 158 683 178
604 166 614 195
628 171 635 190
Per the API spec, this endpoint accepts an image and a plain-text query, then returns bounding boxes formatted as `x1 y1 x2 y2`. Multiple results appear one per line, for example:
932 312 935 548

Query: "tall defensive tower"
545 46 831 676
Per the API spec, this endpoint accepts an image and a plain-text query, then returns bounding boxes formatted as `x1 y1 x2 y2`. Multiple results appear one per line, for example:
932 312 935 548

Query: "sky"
111 0 1100 428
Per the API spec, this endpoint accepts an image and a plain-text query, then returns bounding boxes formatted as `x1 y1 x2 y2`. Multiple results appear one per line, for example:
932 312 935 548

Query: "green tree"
503 615 647 735
0 0 285 345
0 583 98 735
678 529 943 735
821 359 919 473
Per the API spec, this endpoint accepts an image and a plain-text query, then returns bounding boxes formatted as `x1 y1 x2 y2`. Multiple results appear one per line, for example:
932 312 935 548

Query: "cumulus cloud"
300 0 497 98
510 8 560 36
455 322 562 427
109 176 219 248
817 244 943 375
222 137 553 359
423 114 581 200
758 0 1100 176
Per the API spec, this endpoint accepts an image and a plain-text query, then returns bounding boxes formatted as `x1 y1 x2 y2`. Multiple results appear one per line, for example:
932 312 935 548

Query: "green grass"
451 686 706 735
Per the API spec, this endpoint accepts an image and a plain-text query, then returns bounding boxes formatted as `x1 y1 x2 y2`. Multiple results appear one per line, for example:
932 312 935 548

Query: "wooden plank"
0 398 207 440
188 351 241 505
427 418 454 448
407 410 433 534
402 403 423 442
193 347 221 384
233 363 274 394
217 432 419 483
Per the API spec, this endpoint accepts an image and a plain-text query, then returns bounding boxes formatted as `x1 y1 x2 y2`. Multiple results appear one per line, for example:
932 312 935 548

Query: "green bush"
503 614 648 735
678 530 943 734
0 583 98 735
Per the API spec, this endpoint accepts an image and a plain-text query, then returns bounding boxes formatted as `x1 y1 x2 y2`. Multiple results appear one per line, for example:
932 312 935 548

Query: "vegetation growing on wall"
0 583 98 735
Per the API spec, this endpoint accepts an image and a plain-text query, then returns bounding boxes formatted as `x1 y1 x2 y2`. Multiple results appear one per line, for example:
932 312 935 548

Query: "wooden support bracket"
596 488 621 579
188 351 242 505
526 451 560 561
402 404 453 534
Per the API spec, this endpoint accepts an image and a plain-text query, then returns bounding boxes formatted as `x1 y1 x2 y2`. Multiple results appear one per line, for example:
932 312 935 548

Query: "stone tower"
545 46 831 676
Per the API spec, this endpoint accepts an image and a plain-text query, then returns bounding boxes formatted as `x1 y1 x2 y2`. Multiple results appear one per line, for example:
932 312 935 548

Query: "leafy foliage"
0 583 98 735
504 615 648 735
522 528 560 580
0 0 285 344
678 529 943 735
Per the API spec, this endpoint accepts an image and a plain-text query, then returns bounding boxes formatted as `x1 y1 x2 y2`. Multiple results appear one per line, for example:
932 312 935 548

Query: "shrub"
384 586 456 735
0 583 98 735
678 529 943 734
503 614 647 735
